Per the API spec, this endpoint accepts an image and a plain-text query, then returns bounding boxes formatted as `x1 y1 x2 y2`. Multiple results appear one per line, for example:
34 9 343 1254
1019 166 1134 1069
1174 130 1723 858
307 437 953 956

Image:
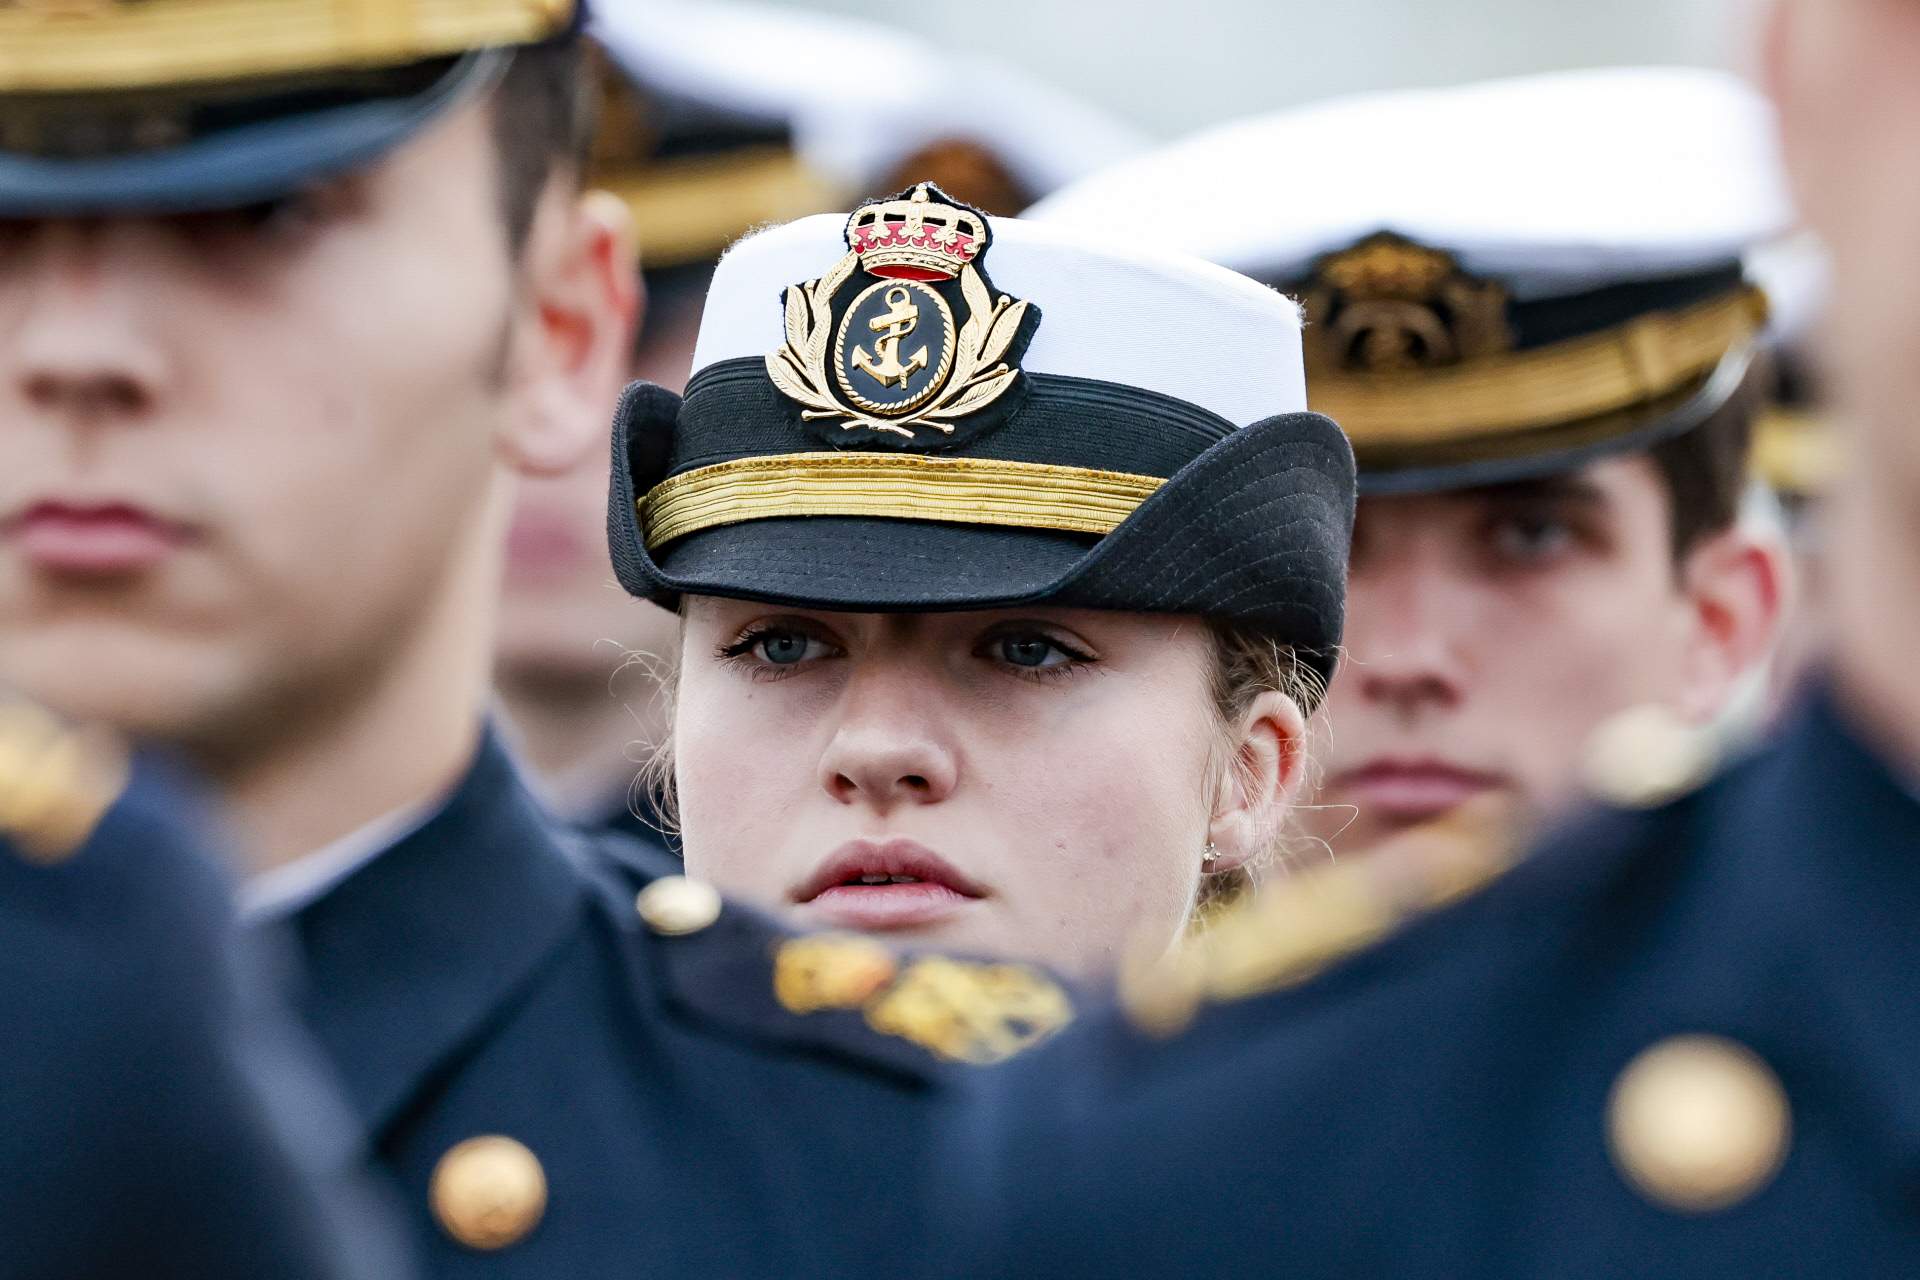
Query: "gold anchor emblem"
852 286 930 390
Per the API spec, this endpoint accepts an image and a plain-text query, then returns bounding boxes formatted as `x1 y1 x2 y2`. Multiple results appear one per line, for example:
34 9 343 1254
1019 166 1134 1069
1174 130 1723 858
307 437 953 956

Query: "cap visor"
0 49 505 217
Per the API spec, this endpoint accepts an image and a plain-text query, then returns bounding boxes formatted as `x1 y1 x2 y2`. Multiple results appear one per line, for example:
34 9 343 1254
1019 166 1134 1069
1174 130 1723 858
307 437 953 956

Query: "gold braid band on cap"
600 150 843 272
0 0 575 95
1316 287 1768 446
641 452 1166 550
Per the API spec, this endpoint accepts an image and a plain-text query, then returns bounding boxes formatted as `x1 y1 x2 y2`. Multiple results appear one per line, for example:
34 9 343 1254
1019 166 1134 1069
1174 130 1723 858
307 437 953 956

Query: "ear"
1672 518 1789 723
1206 690 1309 873
499 186 642 477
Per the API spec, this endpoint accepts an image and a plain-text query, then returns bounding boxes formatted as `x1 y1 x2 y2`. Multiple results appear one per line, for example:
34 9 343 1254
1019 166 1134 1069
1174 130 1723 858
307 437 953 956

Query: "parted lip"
790 838 990 905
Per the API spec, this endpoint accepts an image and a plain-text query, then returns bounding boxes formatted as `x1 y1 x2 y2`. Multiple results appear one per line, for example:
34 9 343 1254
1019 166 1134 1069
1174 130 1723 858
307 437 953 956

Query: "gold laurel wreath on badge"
765 183 1033 442
767 253 1030 440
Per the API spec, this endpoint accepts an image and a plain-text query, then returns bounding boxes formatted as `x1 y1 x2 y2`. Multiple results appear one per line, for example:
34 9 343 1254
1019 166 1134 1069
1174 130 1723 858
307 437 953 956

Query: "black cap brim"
0 48 507 217
608 381 1356 692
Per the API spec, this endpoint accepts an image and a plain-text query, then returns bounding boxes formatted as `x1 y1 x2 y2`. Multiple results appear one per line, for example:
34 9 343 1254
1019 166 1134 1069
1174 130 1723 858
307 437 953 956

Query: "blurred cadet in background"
0 4 1005 1275
1033 68 1789 897
606 182 1352 978
0 697 407 1280
1747 235 1840 705
925 15 1920 1272
496 0 1143 852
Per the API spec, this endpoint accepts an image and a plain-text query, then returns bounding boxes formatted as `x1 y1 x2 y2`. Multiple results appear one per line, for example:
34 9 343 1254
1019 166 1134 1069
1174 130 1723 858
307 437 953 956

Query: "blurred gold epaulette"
772 933 1074 1066
0 699 127 866
1122 796 1524 1037
0 0 576 96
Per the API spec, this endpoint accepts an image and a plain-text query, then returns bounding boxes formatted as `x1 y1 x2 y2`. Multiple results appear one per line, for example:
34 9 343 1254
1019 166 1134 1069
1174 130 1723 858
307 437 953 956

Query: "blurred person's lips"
790 838 989 932
1 500 194 575
505 511 590 579
1331 758 1508 824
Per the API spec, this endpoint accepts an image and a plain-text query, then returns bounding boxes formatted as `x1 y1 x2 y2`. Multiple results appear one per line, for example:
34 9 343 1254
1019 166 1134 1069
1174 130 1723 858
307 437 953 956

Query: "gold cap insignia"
766 182 1039 449
0 701 127 866
1301 233 1515 375
430 1135 548 1251
1608 1035 1791 1213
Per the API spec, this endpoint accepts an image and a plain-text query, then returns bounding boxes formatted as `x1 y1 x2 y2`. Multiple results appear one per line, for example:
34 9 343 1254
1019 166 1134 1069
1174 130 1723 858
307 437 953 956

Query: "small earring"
1201 842 1218 868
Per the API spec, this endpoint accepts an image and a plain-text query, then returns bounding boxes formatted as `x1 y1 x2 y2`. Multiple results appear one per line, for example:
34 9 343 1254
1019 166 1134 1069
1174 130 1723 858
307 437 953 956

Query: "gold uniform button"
1608 1034 1791 1213
1582 704 1716 809
635 875 722 936
430 1136 547 1251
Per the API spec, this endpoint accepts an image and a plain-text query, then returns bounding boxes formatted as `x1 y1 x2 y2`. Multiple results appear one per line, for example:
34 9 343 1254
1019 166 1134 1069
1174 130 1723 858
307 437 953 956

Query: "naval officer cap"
1030 67 1795 494
0 0 581 216
607 183 1355 692
586 0 1144 272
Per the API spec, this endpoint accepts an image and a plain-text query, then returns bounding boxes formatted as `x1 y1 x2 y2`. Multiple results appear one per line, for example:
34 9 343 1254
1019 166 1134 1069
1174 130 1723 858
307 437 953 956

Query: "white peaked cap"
690 211 1308 427
591 0 1145 201
1029 67 1795 299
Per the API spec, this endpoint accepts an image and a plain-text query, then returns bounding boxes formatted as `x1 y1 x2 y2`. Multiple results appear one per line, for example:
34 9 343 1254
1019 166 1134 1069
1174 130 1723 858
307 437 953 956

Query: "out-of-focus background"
762 0 1757 135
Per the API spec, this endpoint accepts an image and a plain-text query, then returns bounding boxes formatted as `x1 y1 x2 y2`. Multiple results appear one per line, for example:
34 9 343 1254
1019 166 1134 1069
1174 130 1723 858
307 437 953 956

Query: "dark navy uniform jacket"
285 729 980 1278
928 680 1920 1278
1 750 407 1280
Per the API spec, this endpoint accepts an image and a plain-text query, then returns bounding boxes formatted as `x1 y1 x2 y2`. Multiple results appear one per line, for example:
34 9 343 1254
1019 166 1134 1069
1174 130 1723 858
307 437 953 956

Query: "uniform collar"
285 725 589 1137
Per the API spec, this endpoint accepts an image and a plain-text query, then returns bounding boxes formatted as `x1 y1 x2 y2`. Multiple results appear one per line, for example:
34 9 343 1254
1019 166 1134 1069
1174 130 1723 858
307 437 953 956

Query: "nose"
1344 563 1473 720
5 224 170 426
816 661 959 812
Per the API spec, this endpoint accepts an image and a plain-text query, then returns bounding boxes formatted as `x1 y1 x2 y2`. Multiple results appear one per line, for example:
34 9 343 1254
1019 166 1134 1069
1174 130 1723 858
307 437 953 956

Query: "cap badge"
766 182 1040 449
1301 232 1514 374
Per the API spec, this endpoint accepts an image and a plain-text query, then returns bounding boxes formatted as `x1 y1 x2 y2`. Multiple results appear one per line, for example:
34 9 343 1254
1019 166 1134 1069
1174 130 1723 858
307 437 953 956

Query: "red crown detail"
845 183 986 281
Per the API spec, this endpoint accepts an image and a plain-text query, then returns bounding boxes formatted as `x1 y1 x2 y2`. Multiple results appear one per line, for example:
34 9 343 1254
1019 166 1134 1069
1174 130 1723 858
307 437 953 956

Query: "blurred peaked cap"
1745 233 1837 498
1029 67 1797 493
589 0 1144 245
0 0 581 217
605 188 1354 691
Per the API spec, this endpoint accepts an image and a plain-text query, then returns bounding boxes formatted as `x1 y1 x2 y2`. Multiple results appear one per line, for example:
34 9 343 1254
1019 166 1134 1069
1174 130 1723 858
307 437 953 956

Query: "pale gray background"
763 0 1758 137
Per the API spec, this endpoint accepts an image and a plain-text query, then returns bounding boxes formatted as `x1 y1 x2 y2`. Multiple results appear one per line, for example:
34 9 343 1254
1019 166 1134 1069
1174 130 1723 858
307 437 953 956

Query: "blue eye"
996 635 1068 669
756 631 816 665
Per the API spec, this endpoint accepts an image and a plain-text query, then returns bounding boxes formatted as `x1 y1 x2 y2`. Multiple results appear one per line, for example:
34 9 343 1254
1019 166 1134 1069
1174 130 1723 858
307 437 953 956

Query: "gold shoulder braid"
0 700 128 865
773 934 1073 1065
1123 794 1524 1037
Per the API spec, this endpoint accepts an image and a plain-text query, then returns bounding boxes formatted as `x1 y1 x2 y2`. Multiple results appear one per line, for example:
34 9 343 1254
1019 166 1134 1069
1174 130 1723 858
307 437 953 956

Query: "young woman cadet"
607 181 1356 979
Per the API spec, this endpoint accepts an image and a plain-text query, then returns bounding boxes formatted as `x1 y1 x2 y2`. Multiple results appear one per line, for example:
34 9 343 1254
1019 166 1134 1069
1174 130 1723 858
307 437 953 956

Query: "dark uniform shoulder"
578 846 1078 1080
1121 705 1739 1044
0 700 409 1280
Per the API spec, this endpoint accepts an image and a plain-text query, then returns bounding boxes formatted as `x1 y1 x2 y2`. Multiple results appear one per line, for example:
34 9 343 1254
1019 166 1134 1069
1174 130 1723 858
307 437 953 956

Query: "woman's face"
674 601 1226 978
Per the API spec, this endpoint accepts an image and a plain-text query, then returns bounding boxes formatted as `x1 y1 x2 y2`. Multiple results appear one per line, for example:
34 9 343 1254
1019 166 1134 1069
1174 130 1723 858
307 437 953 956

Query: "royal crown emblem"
1300 232 1515 374
766 182 1040 448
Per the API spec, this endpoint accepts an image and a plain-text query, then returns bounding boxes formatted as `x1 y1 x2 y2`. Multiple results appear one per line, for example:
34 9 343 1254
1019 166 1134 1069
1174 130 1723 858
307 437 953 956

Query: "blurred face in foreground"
0 102 625 762
1769 0 1920 494
671 601 1306 980
1301 455 1777 861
